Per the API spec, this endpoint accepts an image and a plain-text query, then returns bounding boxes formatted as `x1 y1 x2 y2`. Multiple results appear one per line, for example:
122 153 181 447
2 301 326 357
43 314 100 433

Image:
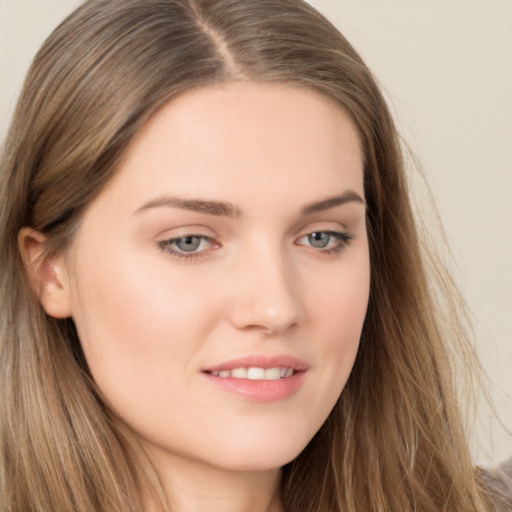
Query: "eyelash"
296 231 353 257
157 235 214 261
157 230 353 261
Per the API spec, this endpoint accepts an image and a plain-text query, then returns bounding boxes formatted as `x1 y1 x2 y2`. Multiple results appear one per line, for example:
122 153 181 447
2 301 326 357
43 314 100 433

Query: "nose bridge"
229 236 303 333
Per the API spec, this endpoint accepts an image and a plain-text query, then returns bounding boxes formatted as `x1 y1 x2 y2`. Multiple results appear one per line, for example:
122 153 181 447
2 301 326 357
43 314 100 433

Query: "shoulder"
479 457 512 511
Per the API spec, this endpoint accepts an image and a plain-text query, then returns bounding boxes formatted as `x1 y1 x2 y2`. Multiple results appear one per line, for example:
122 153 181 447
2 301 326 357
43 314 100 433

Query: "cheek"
312 258 370 389
293 251 368 366
67 251 227 455
316 258 370 341
68 247 218 401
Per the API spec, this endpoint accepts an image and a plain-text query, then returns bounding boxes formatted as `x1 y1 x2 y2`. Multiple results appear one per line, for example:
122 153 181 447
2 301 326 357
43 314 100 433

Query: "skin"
23 83 370 512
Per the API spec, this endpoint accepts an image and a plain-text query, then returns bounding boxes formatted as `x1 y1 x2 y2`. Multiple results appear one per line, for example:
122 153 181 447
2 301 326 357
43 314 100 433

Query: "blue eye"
173 235 203 252
307 232 331 248
297 230 352 254
158 235 214 259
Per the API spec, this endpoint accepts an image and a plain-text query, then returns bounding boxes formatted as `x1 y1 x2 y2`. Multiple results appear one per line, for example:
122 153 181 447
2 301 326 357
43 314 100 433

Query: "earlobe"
18 227 73 319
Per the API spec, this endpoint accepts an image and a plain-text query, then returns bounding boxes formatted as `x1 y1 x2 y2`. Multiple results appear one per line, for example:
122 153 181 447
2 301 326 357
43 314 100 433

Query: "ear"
18 228 73 319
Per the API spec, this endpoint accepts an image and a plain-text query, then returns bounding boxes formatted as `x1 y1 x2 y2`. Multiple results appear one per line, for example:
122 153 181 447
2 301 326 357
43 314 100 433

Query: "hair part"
0 1 492 511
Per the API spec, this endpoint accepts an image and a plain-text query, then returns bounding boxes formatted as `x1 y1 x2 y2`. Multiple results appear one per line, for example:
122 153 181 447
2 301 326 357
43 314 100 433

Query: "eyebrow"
300 190 365 215
135 196 241 217
135 190 365 217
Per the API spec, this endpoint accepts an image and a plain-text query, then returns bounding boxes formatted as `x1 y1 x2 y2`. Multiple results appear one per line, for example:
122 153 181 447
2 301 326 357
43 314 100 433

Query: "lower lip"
203 371 306 402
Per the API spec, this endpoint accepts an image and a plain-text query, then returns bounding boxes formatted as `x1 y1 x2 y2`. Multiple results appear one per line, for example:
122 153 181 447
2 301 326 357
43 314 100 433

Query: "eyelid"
157 232 221 260
155 224 217 239
155 222 354 262
294 228 353 256
295 229 352 244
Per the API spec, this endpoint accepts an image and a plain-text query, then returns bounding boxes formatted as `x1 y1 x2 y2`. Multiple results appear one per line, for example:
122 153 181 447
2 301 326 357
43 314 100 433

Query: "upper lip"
202 355 308 373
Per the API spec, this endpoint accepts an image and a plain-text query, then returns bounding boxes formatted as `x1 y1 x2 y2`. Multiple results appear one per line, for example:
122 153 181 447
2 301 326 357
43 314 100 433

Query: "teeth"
211 367 294 380
265 367 281 380
231 368 247 378
247 367 265 380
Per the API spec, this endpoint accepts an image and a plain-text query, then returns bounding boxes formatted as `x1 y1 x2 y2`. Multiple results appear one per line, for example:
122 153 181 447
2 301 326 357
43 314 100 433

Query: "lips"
202 355 307 402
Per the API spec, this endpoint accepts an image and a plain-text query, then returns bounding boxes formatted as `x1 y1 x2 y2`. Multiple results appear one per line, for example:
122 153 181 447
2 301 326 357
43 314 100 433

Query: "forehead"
89 82 364 217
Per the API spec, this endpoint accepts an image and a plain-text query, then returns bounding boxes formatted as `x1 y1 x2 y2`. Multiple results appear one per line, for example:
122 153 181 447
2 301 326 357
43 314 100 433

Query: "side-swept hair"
0 0 491 510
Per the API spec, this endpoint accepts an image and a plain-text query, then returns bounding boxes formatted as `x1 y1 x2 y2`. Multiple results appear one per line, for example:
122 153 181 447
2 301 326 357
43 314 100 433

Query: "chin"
205 426 315 472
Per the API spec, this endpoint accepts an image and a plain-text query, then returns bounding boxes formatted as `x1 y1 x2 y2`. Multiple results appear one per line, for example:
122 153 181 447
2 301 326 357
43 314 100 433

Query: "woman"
0 0 504 511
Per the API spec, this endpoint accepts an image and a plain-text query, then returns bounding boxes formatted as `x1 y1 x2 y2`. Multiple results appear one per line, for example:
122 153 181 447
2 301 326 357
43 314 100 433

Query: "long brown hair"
0 0 491 510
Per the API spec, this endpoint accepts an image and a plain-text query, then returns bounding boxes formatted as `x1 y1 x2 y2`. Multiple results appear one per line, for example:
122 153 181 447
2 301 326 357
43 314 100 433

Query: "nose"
227 246 305 335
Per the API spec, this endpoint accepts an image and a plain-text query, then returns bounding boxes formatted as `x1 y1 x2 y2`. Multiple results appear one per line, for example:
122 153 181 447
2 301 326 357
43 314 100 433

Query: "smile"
202 355 307 400
208 367 295 380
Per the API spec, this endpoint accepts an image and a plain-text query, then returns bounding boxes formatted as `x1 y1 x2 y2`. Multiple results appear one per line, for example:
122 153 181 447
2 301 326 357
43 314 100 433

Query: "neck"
142 451 282 512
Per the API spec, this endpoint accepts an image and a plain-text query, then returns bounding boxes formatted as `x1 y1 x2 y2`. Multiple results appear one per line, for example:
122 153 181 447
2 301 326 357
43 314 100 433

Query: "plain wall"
1 0 511 465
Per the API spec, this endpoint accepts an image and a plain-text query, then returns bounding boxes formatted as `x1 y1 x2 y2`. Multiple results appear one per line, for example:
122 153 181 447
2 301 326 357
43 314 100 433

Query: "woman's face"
61 83 370 473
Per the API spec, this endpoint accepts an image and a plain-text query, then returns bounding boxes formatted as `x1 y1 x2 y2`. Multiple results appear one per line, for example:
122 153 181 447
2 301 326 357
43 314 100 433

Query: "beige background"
1 0 511 465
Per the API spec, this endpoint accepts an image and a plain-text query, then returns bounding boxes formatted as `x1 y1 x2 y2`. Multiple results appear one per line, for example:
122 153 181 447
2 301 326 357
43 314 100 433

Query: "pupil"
177 236 201 252
309 232 329 248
